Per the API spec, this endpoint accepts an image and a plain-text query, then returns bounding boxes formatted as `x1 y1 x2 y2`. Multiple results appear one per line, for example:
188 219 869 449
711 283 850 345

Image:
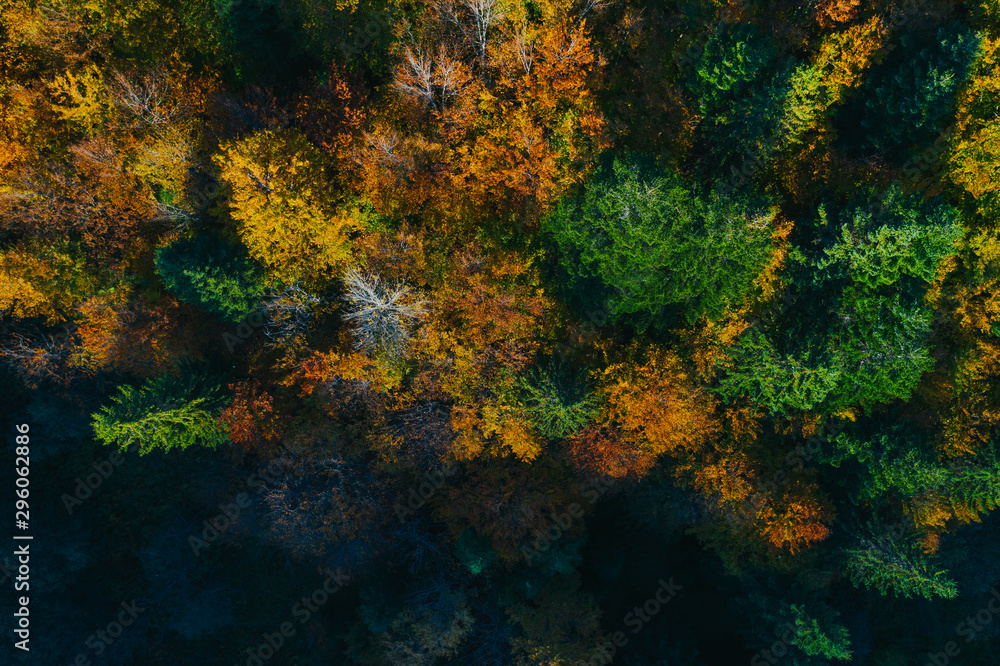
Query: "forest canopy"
5 0 1000 664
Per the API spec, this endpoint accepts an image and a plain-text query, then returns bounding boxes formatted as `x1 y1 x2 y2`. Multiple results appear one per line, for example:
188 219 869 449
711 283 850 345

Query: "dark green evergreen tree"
684 21 793 175
859 23 980 152
155 231 268 323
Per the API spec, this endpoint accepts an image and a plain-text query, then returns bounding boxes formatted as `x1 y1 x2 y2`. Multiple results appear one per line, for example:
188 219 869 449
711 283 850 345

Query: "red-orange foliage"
71 290 178 376
562 425 656 481
758 481 834 554
219 380 284 451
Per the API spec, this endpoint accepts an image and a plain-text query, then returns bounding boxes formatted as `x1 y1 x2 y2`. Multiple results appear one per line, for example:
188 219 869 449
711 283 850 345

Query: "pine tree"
155 232 267 323
715 330 841 415
782 603 853 661
517 361 598 441
92 371 230 454
543 152 776 330
844 533 958 600
861 24 980 152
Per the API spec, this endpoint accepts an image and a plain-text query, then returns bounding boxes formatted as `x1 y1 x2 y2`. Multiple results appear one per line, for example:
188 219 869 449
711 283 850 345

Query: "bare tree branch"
341 268 428 360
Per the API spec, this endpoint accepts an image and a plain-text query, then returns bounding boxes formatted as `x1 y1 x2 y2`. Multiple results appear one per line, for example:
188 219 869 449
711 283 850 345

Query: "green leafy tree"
823 425 949 502
735 584 852 666
685 21 793 174
947 456 1000 514
517 362 598 440
716 331 841 415
92 371 230 454
718 294 935 414
155 232 268 322
860 24 980 152
812 186 963 290
826 291 936 410
844 533 958 600
721 185 959 414
544 152 775 330
781 603 853 661
687 22 778 117
811 186 959 409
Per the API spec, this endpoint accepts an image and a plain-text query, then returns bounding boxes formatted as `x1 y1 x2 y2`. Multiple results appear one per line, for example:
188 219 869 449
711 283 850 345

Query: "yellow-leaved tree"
948 35 1000 219
598 343 718 458
216 128 370 285
0 242 93 324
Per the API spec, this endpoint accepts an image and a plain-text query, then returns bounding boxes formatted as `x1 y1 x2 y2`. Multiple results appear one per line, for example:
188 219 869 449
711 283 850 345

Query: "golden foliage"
949 36 1000 212
216 128 367 284
49 65 110 133
599 344 718 457
814 0 862 28
0 242 92 324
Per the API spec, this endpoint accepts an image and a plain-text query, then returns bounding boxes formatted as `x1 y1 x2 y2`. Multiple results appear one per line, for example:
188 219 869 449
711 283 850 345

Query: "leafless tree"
394 44 471 111
0 157 152 256
0 164 94 234
261 284 322 349
0 329 75 387
357 126 416 189
458 598 515 666
109 69 185 128
259 452 391 574
150 202 195 231
363 128 405 168
341 268 428 360
513 26 535 74
68 136 122 179
574 0 609 25
390 517 451 574
396 45 436 107
466 0 506 59
432 0 506 61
